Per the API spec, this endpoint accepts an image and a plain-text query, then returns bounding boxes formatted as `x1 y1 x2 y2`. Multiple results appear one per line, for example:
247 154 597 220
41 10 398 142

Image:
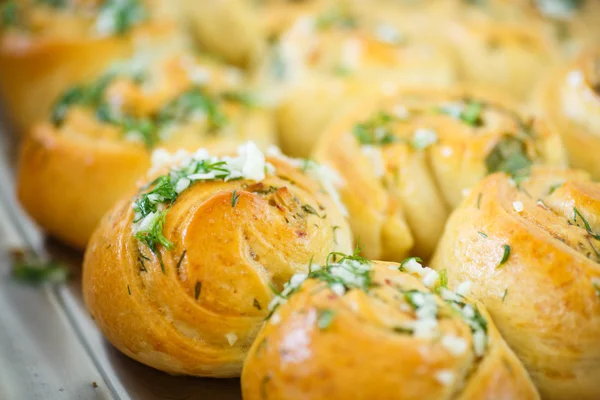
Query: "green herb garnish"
317 309 336 330
485 135 532 182
353 111 398 146
194 281 202 299
1 1 18 27
268 248 371 317
478 231 488 238
573 207 600 240
222 91 258 108
52 74 115 125
439 99 484 127
158 88 228 133
38 0 67 8
253 298 262 310
497 244 511 268
96 0 146 36
11 252 69 285
232 190 241 207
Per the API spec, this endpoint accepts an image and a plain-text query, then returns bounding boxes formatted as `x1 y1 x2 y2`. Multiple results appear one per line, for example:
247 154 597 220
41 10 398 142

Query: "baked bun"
0 0 182 133
17 49 275 249
179 0 326 67
313 88 566 261
536 49 600 179
256 4 457 157
82 142 352 377
439 1 559 101
432 167 600 399
242 253 539 400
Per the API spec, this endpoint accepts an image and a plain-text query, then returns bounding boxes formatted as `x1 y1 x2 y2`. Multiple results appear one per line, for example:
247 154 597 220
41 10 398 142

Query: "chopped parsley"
437 269 448 289
497 244 511 268
194 281 202 299
478 231 488 238
353 112 398 146
51 74 114 125
231 190 241 207
253 298 262 310
573 207 600 240
485 135 532 182
268 248 371 316
593 279 600 298
38 0 67 7
549 183 563 194
221 91 258 108
132 143 269 255
317 309 335 330
11 252 69 285
157 88 228 133
439 99 484 127
96 0 146 36
502 288 508 302
1 1 18 27
52 75 229 148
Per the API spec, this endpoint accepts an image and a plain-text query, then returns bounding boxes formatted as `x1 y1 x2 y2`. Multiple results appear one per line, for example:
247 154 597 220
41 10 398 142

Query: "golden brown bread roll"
313 88 566 261
82 142 352 377
255 3 457 157
536 49 600 179
439 1 560 101
0 0 182 133
177 0 328 67
17 49 275 249
431 167 600 400
242 253 539 400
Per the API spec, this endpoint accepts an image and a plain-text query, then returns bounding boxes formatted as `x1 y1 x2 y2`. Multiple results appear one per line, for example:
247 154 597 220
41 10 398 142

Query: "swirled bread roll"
431 167 600 400
313 88 566 261
82 142 352 377
242 253 539 400
17 49 275 249
178 0 327 67
536 49 600 179
438 1 560 101
0 0 183 133
256 4 457 157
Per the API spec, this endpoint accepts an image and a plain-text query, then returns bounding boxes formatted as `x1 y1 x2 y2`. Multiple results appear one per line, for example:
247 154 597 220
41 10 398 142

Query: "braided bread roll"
536 49 600 179
242 255 539 400
17 49 274 249
313 88 566 261
256 4 457 158
0 0 181 133
83 142 352 377
431 167 600 400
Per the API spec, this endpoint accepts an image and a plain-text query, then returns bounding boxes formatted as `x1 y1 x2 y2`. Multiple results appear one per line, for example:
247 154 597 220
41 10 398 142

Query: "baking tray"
0 116 242 400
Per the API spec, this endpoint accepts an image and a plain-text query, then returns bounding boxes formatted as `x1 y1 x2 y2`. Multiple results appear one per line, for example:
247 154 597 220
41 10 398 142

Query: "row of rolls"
2 0 599 399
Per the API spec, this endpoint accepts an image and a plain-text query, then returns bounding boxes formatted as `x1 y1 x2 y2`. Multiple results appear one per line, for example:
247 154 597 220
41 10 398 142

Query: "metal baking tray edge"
0 121 241 400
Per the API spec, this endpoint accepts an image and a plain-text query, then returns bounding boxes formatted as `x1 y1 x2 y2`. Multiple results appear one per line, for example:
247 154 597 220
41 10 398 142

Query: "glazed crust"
180 0 326 67
0 33 131 133
313 87 566 261
242 262 539 400
255 7 457 158
536 49 600 180
17 108 274 249
431 167 600 400
16 49 276 249
82 155 352 377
